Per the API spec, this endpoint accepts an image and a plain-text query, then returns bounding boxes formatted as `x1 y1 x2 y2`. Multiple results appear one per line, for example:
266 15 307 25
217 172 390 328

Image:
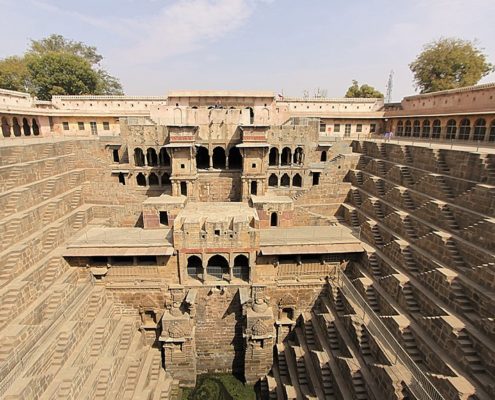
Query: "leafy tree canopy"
409 37 494 93
345 80 384 98
0 34 123 100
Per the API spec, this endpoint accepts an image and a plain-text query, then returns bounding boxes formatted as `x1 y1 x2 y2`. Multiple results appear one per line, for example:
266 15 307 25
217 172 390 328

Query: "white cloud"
123 0 254 64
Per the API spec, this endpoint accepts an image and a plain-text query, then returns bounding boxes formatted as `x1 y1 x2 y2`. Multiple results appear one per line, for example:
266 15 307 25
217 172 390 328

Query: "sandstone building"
0 83 494 399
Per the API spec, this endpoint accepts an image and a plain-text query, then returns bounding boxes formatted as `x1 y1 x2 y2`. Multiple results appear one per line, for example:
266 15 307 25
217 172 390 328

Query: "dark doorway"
269 147 278 166
250 181 257 195
159 148 171 166
280 174 290 187
196 146 209 169
32 119 40 135
268 174 278 187
293 173 302 187
207 255 229 280
233 255 249 281
212 147 226 169
281 147 291 166
187 255 203 279
118 172 125 185
146 148 158 166
149 173 159 186
320 151 327 162
22 118 31 136
159 211 168 226
134 148 145 166
136 173 146 186
180 181 187 196
312 172 320 186
228 147 242 169
113 149 120 163
270 212 278 227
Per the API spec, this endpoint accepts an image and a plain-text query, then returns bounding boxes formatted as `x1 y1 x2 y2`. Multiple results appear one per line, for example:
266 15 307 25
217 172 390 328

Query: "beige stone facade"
0 84 494 399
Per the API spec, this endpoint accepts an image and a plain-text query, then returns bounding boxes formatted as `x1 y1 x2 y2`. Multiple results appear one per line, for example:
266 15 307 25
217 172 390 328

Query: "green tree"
0 34 123 98
345 80 384 98
26 52 99 100
0 56 31 92
409 38 494 93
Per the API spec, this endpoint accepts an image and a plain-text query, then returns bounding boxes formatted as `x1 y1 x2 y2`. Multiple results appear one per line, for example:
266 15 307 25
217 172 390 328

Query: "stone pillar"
243 293 274 384
278 150 282 166
159 299 197 387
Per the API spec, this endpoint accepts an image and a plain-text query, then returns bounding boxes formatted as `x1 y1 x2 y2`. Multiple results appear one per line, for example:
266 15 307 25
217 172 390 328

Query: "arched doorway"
233 255 249 281
459 119 471 140
12 117 21 137
159 148 170 166
268 174 278 187
281 147 291 166
146 148 158 166
136 173 146 186
32 119 40 135
22 118 31 136
196 146 209 169
148 172 159 186
270 212 278 227
207 255 229 280
269 147 278 166
134 148 145 166
228 146 242 169
293 147 303 164
212 147 226 169
474 118 486 141
187 255 203 279
1 117 10 137
280 173 290 187
161 173 171 186
246 107 254 124
292 173 302 187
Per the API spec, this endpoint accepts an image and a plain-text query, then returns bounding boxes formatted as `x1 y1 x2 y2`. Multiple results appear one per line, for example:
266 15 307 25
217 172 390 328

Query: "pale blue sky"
1 0 494 100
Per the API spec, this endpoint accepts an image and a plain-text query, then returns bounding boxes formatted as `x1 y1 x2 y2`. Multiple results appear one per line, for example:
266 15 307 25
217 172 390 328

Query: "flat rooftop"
175 202 257 225
259 225 364 255
167 90 274 98
64 227 173 256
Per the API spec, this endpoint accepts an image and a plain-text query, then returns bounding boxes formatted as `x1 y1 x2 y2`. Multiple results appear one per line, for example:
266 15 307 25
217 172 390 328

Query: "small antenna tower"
386 70 394 103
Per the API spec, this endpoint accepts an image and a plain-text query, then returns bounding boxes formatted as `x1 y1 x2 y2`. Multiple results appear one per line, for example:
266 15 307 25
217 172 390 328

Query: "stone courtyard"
0 84 494 399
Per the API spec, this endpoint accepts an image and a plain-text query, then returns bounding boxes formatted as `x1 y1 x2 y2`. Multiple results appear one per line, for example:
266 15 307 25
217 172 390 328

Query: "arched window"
148 172 159 186
490 120 495 142
196 146 209 169
245 107 254 124
233 255 249 281
161 173 171 186
146 148 158 166
404 120 412 137
281 147 291 166
293 147 304 164
459 119 471 140
269 147 279 166
412 120 420 137
134 148 145 166
32 119 40 135
421 120 430 138
207 255 229 280
446 119 457 140
268 174 278 187
432 119 441 138
159 148 170 166
292 173 302 187
473 118 486 141
280 173 290 187
396 121 404 136
12 117 21 137
250 181 258 195
187 256 203 279
320 151 327 162
136 173 146 186
228 146 242 169
270 212 278 227
212 147 226 169
1 117 10 137
173 107 182 124
22 118 31 136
